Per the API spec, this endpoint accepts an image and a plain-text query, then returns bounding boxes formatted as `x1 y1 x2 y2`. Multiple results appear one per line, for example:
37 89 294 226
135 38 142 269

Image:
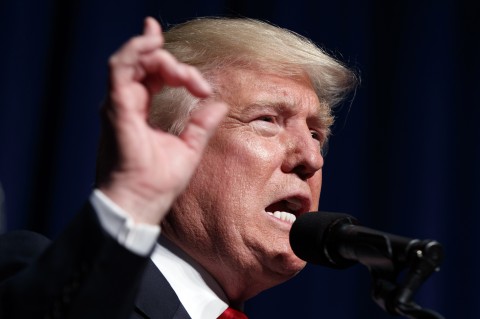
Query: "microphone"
290 211 441 270
290 212 446 318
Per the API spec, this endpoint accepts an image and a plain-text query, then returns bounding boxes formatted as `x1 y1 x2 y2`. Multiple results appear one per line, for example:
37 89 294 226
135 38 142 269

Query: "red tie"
218 307 248 319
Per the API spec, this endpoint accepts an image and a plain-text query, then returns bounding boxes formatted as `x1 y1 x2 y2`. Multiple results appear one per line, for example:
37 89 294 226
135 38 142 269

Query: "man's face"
165 68 326 301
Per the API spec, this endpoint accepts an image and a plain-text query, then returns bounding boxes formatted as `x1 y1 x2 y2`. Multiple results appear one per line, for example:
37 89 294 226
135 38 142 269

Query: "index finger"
143 17 162 36
139 50 213 98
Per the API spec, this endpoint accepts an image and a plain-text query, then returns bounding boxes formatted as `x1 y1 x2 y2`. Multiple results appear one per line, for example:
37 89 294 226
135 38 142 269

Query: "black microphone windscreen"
289 211 358 269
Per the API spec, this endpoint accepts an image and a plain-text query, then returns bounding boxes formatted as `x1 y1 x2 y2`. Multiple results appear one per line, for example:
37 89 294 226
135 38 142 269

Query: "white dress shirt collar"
151 236 229 319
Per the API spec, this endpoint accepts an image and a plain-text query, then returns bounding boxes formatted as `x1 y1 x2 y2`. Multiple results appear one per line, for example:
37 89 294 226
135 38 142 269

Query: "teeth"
272 211 297 224
285 198 302 211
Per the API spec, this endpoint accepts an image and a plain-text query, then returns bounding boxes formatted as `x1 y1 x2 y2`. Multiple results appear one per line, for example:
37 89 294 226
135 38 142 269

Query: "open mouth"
265 197 306 224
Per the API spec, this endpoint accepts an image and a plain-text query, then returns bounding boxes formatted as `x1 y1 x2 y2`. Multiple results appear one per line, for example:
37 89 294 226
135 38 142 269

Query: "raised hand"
98 17 227 225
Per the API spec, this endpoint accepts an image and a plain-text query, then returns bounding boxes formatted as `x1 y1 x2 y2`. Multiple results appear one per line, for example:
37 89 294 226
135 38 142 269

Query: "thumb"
179 101 228 154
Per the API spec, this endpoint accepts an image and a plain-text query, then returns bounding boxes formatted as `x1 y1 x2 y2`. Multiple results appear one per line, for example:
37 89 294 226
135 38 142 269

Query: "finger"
179 101 228 153
113 34 163 64
182 65 213 98
109 35 163 86
143 17 162 36
140 50 212 97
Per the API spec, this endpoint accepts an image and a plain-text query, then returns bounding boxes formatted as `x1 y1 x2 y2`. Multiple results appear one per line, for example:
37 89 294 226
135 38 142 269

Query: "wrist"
99 178 172 225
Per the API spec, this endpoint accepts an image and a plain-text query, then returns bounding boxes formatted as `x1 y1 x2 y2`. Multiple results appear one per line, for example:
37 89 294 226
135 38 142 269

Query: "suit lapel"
133 261 191 319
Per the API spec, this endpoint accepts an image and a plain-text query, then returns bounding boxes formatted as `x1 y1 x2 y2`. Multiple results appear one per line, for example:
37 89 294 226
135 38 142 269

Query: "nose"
281 128 324 180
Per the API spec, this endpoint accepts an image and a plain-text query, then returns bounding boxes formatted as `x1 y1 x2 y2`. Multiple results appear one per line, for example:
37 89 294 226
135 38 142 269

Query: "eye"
310 130 320 141
257 116 275 123
250 115 280 137
310 130 325 143
311 130 328 155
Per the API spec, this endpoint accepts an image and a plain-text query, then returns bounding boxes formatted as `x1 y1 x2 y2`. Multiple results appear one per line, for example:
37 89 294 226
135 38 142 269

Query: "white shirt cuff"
90 189 160 256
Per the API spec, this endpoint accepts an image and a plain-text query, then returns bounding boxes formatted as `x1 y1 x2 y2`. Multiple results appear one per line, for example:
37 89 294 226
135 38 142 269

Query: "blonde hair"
149 17 357 135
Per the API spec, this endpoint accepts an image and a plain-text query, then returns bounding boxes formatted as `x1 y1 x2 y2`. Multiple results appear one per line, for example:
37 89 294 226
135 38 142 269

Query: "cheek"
309 171 323 210
190 133 276 213
212 132 282 179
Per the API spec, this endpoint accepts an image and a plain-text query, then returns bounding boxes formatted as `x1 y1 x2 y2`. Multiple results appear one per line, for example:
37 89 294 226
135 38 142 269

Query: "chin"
270 252 307 282
234 254 307 302
284 258 307 277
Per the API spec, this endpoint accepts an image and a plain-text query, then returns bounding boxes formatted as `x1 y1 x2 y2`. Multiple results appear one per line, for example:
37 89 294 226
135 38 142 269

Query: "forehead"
214 67 322 116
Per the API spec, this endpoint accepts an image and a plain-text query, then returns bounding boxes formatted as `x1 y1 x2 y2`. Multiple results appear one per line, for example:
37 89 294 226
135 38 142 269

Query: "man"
0 16 356 318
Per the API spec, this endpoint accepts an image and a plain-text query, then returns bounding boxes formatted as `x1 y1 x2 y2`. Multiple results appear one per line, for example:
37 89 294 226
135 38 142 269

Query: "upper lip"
265 193 312 217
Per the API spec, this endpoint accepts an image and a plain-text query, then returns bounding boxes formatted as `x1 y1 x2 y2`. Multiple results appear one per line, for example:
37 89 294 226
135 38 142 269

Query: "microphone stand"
360 238 445 319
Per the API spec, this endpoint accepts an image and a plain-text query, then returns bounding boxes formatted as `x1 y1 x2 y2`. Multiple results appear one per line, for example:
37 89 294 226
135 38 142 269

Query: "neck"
161 233 282 304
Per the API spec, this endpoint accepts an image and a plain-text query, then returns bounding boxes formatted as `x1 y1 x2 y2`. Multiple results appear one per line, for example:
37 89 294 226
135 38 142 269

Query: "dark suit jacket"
0 202 191 319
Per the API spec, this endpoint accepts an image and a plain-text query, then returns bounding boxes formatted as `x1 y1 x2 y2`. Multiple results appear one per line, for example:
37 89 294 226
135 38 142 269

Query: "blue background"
1 0 478 318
